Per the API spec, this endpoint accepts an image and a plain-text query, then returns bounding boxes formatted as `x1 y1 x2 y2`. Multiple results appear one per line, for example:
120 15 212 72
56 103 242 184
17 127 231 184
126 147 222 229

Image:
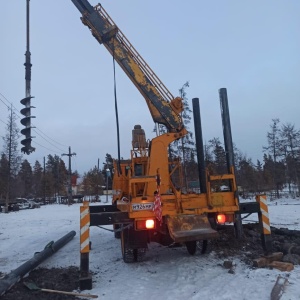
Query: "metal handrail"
95 4 174 102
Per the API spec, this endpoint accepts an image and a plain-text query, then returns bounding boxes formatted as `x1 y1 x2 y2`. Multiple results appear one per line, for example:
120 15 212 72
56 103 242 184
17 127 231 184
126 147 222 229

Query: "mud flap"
166 214 219 243
122 225 148 249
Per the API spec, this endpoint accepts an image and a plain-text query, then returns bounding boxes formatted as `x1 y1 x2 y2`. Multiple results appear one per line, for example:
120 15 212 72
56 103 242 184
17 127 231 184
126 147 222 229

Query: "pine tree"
263 153 286 198
32 160 44 199
17 159 33 198
176 82 196 188
263 118 282 198
103 153 113 189
237 156 256 197
45 155 68 198
204 138 227 191
255 159 264 193
82 166 104 198
208 137 227 174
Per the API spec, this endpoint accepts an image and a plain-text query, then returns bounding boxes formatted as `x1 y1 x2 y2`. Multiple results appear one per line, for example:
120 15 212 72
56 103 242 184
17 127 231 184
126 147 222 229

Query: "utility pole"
106 169 109 203
62 146 76 206
43 156 46 205
105 166 111 203
96 158 101 202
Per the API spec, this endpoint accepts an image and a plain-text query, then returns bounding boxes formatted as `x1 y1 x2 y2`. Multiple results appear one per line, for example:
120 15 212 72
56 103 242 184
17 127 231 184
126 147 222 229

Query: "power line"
0 92 68 151
0 92 12 108
32 140 61 155
0 99 65 153
0 107 66 155
0 97 10 109
0 118 8 126
33 127 67 148
32 130 65 153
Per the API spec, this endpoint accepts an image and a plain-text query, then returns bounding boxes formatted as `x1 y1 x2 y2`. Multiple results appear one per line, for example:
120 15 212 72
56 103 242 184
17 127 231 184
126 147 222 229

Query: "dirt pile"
1 224 300 300
1 267 81 300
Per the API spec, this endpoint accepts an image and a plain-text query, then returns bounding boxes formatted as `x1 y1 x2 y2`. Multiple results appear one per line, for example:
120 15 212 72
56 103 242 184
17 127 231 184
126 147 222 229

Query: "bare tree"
280 123 300 195
2 108 22 210
0 154 9 202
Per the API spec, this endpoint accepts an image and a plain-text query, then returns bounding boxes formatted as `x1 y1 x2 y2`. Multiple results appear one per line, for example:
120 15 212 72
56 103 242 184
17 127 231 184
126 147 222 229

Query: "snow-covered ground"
1 196 300 300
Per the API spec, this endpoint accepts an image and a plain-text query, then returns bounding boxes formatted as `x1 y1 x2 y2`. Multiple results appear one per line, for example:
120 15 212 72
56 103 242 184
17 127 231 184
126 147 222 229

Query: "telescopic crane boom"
72 0 185 134
70 2 272 288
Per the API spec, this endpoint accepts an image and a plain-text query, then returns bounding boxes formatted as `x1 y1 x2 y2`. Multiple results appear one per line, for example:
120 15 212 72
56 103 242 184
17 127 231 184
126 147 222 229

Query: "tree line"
1 88 300 203
0 109 110 204
158 84 300 199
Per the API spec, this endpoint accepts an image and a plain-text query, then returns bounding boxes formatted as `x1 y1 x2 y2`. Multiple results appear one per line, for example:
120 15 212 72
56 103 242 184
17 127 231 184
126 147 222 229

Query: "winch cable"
97 223 132 233
112 40 122 175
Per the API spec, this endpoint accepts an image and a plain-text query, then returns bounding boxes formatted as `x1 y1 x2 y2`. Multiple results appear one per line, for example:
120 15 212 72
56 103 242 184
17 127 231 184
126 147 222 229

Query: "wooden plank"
268 261 294 272
270 275 288 300
253 252 284 268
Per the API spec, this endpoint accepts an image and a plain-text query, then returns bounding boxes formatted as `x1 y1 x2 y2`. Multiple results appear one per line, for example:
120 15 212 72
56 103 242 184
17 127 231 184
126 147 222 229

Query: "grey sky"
1 0 300 175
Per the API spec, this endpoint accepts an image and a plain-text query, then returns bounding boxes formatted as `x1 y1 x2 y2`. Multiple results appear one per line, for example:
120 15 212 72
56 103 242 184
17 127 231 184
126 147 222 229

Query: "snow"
1 196 300 300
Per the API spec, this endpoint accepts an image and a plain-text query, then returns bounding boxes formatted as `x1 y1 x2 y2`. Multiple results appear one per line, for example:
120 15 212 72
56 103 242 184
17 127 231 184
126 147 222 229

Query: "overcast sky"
1 0 300 175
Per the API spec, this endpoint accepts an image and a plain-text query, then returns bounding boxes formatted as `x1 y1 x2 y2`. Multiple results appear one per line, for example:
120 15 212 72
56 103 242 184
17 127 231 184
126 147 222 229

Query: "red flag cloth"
153 193 162 222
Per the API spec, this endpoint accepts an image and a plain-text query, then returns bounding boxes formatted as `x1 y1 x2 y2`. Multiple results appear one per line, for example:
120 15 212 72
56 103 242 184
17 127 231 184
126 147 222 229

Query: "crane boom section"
71 0 184 133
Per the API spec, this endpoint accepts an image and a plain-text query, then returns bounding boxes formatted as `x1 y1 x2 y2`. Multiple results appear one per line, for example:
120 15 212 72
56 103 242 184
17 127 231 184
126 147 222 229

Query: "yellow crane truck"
70 0 272 290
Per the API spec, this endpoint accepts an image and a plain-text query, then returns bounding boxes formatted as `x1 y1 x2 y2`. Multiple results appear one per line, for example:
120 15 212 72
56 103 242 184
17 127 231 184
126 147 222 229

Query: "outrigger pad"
166 214 219 243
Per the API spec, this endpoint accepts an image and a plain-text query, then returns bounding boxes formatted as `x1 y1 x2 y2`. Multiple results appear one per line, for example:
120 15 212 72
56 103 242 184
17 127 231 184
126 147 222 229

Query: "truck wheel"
135 248 147 262
185 241 197 255
197 240 208 254
114 224 121 239
121 230 135 263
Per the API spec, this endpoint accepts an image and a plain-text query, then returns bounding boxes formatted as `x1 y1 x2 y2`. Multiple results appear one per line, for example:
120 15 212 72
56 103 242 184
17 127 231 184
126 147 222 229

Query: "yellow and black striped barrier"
80 201 90 253
79 201 92 290
256 194 272 253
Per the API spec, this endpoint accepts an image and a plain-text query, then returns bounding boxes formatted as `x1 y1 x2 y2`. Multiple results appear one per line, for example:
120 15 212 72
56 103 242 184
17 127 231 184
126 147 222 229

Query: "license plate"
132 203 154 211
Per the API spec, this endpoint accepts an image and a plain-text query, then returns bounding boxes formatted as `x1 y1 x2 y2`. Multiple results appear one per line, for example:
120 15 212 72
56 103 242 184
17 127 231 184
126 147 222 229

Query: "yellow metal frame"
113 146 240 221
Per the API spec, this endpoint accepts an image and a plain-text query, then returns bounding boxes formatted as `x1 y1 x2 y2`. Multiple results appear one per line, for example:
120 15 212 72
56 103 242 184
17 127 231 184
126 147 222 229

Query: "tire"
197 240 208 254
135 247 147 262
185 241 197 255
121 229 135 263
120 228 148 263
234 214 243 239
114 224 121 239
